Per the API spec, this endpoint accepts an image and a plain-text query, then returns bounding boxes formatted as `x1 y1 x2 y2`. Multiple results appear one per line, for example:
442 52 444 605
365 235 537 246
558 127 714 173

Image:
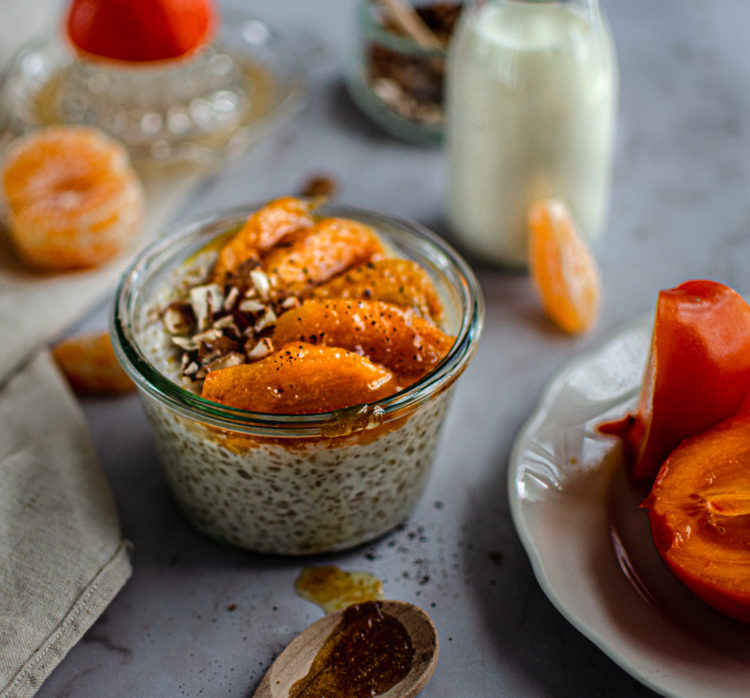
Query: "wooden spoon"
253 600 439 697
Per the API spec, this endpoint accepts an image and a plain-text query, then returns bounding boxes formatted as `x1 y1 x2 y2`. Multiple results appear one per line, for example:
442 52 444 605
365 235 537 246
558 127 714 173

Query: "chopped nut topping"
250 270 271 300
239 299 265 314
172 336 200 351
246 337 274 360
280 296 300 309
190 284 224 331
164 302 194 335
254 308 277 333
223 286 240 312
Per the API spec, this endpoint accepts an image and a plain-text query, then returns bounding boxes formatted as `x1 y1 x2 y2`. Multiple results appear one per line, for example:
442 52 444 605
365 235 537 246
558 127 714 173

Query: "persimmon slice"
271 299 454 379
311 259 443 321
601 279 750 482
66 0 216 63
643 415 750 623
201 342 398 414
263 218 385 299
528 198 602 334
211 197 314 283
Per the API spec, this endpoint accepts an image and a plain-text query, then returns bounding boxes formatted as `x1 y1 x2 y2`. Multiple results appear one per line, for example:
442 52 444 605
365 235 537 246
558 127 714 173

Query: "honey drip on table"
294 565 384 614
288 601 414 698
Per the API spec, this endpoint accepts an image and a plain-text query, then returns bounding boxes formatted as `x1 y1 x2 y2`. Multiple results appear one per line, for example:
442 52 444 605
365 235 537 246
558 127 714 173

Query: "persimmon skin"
643 415 750 623
201 342 398 414
601 280 750 482
272 299 454 379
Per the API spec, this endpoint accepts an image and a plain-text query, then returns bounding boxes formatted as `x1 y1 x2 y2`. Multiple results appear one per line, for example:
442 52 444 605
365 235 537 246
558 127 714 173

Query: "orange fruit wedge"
66 0 216 63
528 198 602 334
53 332 135 394
1 126 144 270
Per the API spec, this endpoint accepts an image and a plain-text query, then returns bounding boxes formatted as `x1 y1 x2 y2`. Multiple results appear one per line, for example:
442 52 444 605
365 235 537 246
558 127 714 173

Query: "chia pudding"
112 200 483 554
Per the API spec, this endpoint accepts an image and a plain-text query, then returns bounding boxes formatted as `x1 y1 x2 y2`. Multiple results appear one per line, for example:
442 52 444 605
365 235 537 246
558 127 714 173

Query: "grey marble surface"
37 0 750 695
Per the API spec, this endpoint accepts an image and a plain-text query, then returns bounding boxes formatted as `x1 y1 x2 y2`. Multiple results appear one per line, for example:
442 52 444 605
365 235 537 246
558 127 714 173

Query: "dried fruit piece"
201 342 398 413
212 197 314 283
52 332 135 394
600 280 750 483
528 198 602 334
643 415 750 623
1 126 144 270
66 0 216 63
272 299 454 379
263 218 386 298
312 259 443 321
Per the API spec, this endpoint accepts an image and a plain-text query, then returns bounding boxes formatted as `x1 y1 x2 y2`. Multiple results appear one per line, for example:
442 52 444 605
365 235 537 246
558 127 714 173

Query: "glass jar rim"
111 201 484 437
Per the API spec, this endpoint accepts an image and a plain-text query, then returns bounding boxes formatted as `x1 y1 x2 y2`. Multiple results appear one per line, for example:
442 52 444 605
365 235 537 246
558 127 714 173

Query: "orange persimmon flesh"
528 198 602 334
66 0 216 63
311 259 444 322
52 332 135 394
643 414 750 623
201 342 398 414
263 218 385 298
211 197 314 283
601 279 750 482
272 299 454 379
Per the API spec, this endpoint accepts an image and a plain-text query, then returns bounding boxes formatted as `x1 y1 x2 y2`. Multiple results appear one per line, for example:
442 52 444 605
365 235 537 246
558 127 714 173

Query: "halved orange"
528 198 602 334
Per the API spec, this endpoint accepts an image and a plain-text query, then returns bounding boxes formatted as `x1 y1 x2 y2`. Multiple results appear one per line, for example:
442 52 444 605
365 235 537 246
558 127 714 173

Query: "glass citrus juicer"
1 0 306 165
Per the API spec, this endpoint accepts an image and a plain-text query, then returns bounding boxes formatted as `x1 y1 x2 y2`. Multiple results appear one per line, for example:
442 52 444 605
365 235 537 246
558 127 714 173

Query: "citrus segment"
528 198 602 334
52 332 135 394
66 0 216 63
1 126 144 270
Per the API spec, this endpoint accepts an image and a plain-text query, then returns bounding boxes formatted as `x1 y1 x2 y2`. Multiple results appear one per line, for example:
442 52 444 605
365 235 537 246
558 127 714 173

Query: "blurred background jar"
446 0 618 268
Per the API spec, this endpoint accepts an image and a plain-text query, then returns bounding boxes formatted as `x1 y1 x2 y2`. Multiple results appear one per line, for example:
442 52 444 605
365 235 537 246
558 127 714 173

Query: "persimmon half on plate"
643 414 750 623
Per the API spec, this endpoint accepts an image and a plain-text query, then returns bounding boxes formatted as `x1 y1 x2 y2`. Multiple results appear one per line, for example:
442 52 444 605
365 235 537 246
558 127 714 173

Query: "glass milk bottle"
446 0 618 267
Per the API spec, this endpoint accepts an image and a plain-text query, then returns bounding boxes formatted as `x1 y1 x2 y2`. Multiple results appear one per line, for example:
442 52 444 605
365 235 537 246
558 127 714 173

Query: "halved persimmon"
272 299 454 379
643 414 750 623
601 280 750 482
201 342 397 414
66 0 216 63
52 332 135 394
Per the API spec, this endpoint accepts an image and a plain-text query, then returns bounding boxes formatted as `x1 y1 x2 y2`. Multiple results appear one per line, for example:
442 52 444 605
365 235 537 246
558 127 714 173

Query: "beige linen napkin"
0 160 206 697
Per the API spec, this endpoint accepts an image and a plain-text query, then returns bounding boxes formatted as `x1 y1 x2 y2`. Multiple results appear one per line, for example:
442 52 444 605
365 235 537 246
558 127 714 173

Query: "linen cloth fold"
0 162 205 697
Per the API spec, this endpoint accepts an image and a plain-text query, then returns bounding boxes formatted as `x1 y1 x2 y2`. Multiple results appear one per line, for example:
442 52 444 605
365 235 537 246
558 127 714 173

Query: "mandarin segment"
211 196 314 283
201 342 398 413
262 218 386 298
52 332 135 394
272 299 454 379
311 259 443 321
528 198 602 334
1 125 144 270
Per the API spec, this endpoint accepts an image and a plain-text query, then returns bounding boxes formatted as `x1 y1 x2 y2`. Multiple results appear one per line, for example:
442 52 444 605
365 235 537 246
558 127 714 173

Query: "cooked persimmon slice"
272 299 454 379
52 331 135 394
211 197 314 283
643 414 750 623
201 342 398 413
528 198 601 334
1 126 144 270
262 218 385 299
311 259 443 321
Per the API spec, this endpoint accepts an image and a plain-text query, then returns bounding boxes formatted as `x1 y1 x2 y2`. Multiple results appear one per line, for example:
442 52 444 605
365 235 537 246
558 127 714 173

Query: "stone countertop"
36 0 750 695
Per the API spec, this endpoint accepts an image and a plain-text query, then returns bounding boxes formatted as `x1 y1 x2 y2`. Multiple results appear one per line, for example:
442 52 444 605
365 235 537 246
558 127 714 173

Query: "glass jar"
346 0 463 144
111 203 483 555
446 0 618 267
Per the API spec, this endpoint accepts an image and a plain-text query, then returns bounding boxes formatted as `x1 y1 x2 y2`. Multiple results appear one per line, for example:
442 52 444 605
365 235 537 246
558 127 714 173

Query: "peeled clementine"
601 280 750 482
66 0 216 63
643 415 750 623
528 198 602 334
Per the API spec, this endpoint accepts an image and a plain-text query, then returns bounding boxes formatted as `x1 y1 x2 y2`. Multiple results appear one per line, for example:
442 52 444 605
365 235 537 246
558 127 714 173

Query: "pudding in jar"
112 197 483 554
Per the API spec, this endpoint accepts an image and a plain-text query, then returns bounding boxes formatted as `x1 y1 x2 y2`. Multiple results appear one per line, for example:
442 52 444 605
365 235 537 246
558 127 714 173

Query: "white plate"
509 316 750 698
